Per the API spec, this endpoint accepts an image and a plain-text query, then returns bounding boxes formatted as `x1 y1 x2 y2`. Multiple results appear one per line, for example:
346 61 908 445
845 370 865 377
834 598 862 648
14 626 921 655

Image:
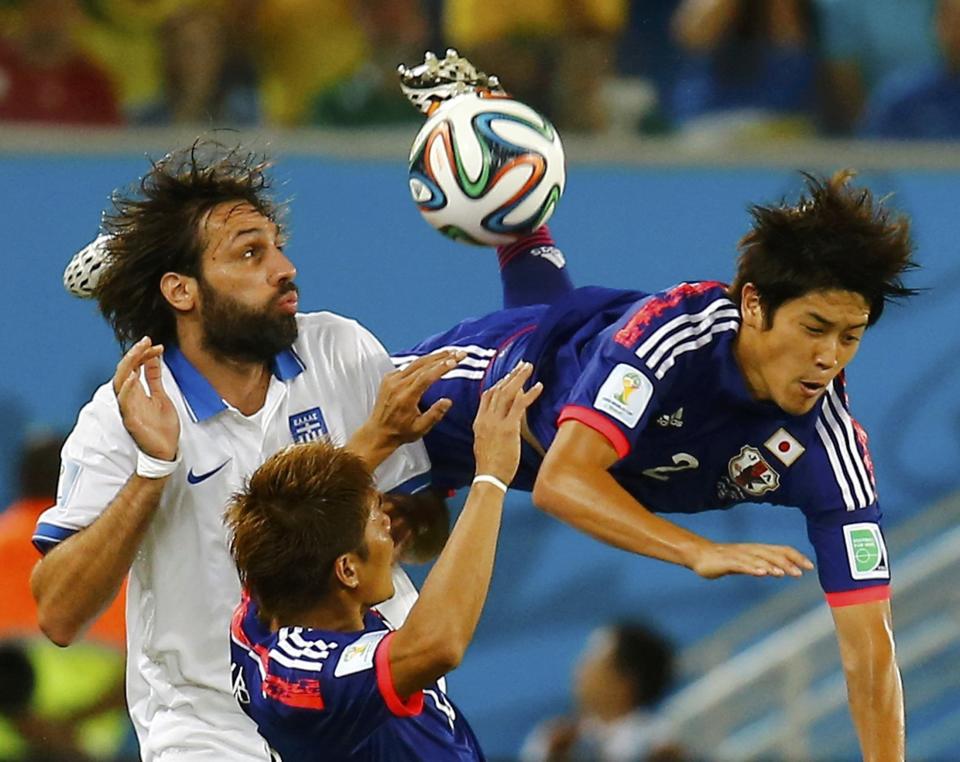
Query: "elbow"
532 464 567 519
36 607 79 648
429 640 465 676
531 475 553 514
414 628 467 677
31 566 79 647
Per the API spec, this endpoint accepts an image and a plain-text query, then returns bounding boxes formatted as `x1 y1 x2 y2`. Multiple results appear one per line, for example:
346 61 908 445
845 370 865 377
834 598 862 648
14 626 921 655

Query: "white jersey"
34 312 430 761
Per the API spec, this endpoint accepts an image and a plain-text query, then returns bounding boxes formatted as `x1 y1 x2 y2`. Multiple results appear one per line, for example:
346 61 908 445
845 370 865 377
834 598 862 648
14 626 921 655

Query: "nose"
269 245 297 285
814 337 839 371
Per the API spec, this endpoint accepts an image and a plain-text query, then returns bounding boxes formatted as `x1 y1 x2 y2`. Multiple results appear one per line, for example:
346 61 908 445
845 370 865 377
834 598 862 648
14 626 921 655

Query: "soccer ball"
407 93 565 246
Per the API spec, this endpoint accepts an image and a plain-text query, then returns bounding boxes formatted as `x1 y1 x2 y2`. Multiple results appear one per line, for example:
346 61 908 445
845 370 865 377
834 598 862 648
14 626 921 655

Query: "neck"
274 594 366 634
731 327 768 401
176 327 272 415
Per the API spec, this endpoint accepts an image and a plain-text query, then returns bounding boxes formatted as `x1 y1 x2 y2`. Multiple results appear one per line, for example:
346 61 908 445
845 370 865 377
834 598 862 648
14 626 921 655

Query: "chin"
779 397 817 416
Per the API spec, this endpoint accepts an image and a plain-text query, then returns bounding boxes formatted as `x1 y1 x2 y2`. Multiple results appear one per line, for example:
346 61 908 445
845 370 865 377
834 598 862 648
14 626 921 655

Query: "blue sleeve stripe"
388 471 432 495
32 523 79 554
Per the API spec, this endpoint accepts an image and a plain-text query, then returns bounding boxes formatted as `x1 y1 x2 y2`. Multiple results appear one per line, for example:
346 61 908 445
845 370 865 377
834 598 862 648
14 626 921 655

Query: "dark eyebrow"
808 312 868 330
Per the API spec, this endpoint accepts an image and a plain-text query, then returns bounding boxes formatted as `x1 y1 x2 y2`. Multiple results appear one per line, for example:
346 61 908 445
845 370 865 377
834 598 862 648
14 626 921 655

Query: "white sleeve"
33 384 137 553
349 322 432 495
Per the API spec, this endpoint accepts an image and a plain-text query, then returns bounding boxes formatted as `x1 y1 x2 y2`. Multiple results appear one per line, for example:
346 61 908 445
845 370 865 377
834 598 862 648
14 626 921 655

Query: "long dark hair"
96 140 281 348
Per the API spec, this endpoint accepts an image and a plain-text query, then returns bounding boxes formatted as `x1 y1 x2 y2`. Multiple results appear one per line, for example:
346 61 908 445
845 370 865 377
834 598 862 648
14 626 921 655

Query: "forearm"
832 601 904 762
390 482 504 690
32 474 167 645
408 482 502 645
843 648 904 761
533 465 707 569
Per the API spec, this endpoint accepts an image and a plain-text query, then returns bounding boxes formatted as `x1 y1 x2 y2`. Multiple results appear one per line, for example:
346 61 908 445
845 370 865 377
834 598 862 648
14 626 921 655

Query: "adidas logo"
656 407 684 428
530 246 566 269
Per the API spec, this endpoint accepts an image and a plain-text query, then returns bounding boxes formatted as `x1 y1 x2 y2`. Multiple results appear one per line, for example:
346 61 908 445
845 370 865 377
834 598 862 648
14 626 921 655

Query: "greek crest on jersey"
289 407 328 443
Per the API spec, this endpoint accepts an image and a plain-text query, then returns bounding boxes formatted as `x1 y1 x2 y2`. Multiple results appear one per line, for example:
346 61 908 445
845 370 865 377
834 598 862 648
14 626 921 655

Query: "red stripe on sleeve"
374 632 424 717
825 585 891 608
557 405 631 459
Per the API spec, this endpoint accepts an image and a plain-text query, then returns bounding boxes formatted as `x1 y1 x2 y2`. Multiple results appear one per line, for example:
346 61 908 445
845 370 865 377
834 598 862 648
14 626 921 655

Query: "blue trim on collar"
271 348 306 381
165 346 305 422
164 347 227 422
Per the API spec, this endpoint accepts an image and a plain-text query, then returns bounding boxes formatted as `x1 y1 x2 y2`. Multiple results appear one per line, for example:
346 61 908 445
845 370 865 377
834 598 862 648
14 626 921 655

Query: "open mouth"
799 380 825 397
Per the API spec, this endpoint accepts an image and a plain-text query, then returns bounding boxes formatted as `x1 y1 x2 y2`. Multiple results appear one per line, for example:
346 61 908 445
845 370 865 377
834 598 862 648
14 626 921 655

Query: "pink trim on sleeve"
825 585 890 608
557 405 631 459
374 632 424 717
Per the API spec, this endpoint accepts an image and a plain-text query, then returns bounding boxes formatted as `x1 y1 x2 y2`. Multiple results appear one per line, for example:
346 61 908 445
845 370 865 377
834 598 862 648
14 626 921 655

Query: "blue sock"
497 226 574 308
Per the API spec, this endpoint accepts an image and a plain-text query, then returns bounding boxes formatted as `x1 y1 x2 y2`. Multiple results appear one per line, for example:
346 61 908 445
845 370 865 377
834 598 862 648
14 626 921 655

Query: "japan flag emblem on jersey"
763 427 805 467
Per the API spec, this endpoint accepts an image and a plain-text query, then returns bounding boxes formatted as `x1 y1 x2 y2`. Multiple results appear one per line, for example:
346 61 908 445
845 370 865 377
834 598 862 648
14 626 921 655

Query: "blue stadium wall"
1 155 957 758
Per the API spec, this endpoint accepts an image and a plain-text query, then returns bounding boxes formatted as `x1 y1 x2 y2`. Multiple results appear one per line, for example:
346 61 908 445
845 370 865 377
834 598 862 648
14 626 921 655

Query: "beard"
198 277 299 364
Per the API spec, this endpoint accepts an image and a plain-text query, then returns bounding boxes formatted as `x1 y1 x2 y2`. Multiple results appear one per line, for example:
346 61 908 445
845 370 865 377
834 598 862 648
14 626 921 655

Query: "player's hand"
113 337 180 461
692 541 814 580
368 349 467 446
472 362 543 485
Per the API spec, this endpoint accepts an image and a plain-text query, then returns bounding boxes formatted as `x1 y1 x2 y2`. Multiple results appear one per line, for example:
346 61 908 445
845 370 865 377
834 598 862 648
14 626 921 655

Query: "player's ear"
160 272 198 313
333 554 360 590
739 282 765 330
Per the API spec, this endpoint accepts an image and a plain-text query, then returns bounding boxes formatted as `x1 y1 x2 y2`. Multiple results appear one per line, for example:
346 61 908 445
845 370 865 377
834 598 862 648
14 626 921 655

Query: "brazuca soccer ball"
408 92 565 246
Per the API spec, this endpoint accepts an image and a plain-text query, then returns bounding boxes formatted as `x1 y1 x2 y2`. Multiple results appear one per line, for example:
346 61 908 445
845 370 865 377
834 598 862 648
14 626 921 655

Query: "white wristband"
136 449 181 479
472 474 508 494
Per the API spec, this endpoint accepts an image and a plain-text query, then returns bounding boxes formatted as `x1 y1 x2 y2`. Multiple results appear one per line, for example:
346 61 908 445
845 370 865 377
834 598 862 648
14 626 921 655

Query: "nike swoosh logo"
186 460 231 485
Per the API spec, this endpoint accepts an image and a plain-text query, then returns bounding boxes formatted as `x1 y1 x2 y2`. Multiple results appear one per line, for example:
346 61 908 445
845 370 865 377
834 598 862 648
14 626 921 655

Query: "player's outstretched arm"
387 363 543 699
832 600 904 762
534 421 814 579
346 349 466 469
32 338 180 645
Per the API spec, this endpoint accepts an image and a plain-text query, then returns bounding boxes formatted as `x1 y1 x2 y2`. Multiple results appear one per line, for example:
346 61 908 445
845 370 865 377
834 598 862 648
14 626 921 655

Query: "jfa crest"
289 407 328 443
728 445 780 497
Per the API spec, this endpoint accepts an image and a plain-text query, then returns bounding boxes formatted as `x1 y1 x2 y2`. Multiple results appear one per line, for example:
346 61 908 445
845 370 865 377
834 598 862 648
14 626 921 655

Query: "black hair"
730 171 919 327
97 139 282 348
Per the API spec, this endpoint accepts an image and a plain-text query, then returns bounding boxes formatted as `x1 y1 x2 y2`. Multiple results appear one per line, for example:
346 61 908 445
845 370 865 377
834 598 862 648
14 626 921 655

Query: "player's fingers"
779 545 815 570
477 385 492 416
116 369 141 407
512 381 544 414
486 365 526 413
411 398 453 436
113 336 151 394
143 346 168 399
722 554 770 577
399 350 465 385
750 545 805 577
497 361 533 395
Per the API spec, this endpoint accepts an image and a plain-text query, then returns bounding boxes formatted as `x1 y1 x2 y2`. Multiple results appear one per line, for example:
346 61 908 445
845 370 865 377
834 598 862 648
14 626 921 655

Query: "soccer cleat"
398 48 505 116
63 233 112 298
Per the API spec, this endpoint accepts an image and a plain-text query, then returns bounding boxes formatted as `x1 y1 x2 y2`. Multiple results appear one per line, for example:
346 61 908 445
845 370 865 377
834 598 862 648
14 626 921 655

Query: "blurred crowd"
0 434 134 761
0 0 958 140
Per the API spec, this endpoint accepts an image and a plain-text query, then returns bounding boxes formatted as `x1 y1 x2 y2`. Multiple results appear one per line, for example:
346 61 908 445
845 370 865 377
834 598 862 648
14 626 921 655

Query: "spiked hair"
730 171 919 327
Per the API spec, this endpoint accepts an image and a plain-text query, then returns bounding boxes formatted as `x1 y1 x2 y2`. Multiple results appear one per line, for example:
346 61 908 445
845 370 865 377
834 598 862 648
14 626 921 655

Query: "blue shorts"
394 305 549 491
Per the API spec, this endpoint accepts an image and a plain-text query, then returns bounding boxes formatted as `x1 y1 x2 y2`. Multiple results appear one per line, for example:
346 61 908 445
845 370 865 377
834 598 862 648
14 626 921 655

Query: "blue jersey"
398 283 890 605
230 594 484 761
